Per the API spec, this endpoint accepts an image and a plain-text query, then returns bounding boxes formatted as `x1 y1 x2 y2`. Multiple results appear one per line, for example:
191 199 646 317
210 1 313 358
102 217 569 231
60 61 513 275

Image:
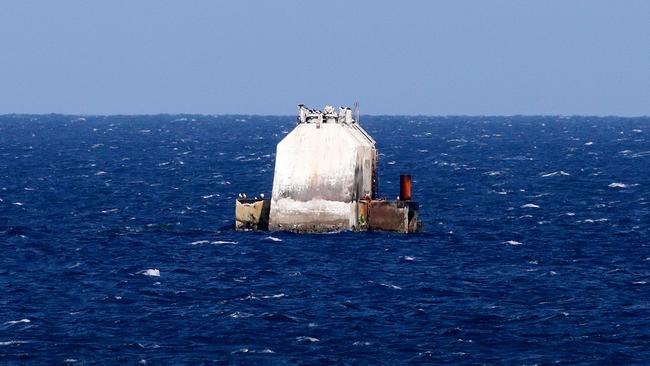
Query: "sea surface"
0 114 649 364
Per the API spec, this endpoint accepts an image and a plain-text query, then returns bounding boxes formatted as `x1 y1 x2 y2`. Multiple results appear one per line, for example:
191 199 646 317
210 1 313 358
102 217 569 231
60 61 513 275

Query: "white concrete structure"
269 105 377 232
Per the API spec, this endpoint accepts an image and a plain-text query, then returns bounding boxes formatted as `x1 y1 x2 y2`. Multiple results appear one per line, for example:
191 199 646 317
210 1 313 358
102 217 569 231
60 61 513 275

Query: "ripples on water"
0 115 649 364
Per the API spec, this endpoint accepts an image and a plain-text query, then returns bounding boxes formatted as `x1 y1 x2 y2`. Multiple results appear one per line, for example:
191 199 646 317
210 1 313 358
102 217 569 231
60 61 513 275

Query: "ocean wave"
296 336 320 343
608 182 628 188
4 319 30 325
0 340 30 346
540 171 570 177
212 240 238 244
521 204 540 209
142 269 160 277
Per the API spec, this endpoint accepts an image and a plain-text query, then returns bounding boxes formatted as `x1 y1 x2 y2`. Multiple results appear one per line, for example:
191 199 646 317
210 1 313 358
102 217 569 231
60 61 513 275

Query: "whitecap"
264 236 282 242
403 256 415 261
504 240 523 245
0 340 30 346
260 294 286 299
353 341 372 346
632 281 647 285
139 129 151 133
521 204 540 209
387 161 396 165
231 348 274 354
4 319 30 325
380 283 402 290
580 218 608 223
228 311 253 318
584 141 594 146
190 240 210 245
296 336 320 343
201 194 218 199
94 171 107 176
212 240 238 245
12 202 23 206
540 171 570 177
142 269 160 277
608 182 627 188
100 208 119 214
631 151 650 158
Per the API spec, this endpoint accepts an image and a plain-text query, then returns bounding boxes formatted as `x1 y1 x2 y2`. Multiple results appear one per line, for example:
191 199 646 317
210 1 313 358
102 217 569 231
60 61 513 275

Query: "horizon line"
1 112 649 119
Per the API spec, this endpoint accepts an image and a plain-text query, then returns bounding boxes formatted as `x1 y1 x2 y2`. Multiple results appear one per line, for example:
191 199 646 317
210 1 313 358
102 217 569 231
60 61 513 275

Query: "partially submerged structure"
235 104 421 233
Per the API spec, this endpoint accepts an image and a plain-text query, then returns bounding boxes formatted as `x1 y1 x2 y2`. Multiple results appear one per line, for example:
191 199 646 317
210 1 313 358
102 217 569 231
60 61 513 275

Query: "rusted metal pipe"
400 174 412 201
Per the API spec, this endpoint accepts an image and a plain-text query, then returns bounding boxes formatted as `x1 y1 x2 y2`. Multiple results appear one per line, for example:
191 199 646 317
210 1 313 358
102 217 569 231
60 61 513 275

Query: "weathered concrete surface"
269 122 376 232
235 199 271 231
367 200 421 233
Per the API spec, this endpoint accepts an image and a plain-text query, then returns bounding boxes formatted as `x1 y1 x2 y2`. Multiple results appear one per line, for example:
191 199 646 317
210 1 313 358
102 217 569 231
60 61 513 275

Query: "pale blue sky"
1 1 648 115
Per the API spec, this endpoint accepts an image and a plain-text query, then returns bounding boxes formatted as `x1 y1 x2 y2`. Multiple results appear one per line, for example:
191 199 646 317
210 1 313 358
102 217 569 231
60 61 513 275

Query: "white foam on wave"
584 141 594 146
260 293 286 299
632 281 647 285
0 340 30 346
94 171 107 176
228 311 253 318
485 171 502 176
403 256 415 261
212 240 238 245
201 194 218 199
578 218 608 224
231 348 274 354
296 336 320 343
504 240 523 245
540 171 570 177
142 269 160 277
264 236 282 242
4 319 30 325
101 208 119 214
380 283 402 290
190 240 210 245
353 341 372 346
608 182 628 188
521 203 540 209
12 202 23 206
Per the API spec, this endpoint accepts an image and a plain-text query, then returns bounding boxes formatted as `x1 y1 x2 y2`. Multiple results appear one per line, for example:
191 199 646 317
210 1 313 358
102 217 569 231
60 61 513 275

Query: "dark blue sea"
1 114 649 364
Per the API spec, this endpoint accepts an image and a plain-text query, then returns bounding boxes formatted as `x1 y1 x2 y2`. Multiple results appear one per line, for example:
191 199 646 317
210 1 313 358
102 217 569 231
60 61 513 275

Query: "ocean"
1 114 649 364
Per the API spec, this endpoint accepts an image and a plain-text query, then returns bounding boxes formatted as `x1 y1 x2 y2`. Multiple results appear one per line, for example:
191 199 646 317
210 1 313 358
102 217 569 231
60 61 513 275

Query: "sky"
1 1 649 116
